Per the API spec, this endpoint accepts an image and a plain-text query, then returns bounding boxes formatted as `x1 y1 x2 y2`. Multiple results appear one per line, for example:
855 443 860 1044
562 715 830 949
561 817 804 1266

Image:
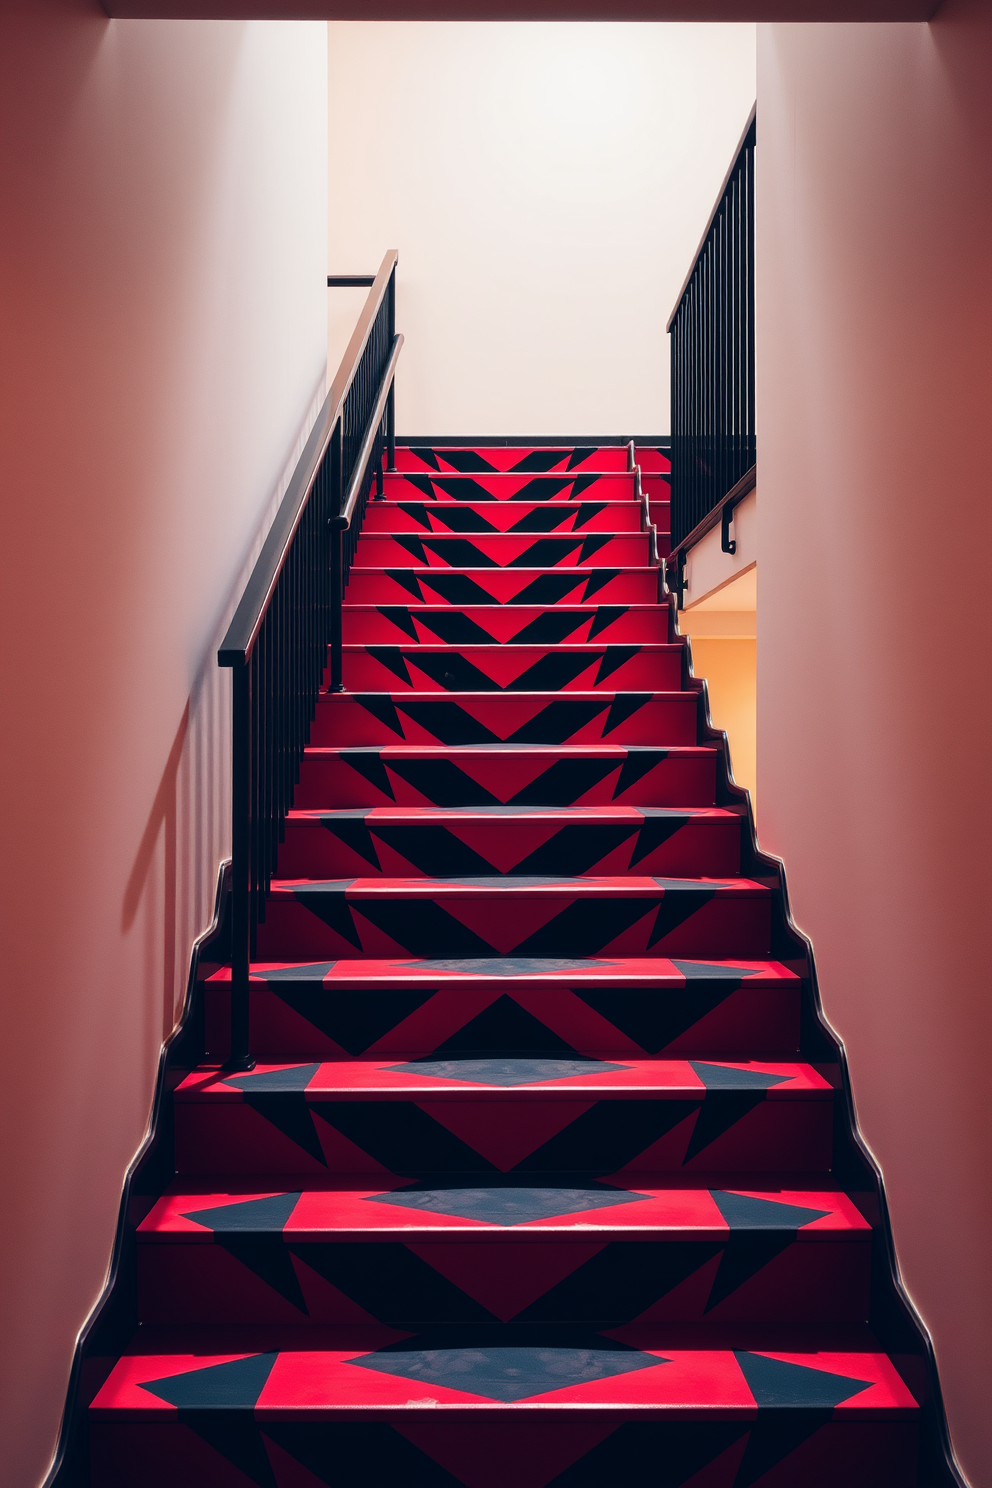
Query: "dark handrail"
668 108 755 563
218 249 400 1069
328 273 376 287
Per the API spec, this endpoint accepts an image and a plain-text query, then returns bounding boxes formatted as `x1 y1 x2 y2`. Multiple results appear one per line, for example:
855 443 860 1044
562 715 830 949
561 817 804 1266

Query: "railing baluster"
667 110 756 566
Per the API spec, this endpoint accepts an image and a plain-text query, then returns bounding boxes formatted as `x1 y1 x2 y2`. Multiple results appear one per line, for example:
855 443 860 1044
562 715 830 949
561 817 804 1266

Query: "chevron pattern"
89 444 921 1487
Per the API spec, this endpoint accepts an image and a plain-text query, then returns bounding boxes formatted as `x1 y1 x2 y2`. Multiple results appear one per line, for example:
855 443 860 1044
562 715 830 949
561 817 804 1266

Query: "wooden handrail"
666 103 756 333
220 250 398 665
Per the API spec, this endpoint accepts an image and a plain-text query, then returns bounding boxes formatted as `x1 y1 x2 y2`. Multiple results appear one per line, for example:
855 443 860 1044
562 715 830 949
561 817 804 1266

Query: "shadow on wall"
0 8 328 1487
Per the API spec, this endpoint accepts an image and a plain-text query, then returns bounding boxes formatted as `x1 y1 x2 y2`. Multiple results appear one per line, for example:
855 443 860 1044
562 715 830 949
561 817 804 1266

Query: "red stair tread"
207 956 799 990
174 1059 833 1101
140 1176 870 1240
90 1323 917 1416
303 743 717 757
380 474 637 499
267 874 770 898
285 806 738 823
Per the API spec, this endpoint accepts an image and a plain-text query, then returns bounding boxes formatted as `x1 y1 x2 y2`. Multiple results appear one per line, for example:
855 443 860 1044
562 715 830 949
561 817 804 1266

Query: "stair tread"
286 805 737 821
341 602 666 610
304 744 717 755
349 565 656 573
90 1322 917 1415
140 1176 870 1239
320 689 694 700
267 875 769 895
207 956 798 988
342 642 681 651
175 1058 832 1101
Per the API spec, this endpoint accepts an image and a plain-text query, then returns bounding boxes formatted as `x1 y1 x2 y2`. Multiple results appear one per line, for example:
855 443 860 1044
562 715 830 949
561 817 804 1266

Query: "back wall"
327 21 755 435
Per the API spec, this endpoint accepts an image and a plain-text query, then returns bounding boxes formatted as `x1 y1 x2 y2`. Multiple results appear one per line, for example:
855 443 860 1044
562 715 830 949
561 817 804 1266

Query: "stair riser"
340 647 682 694
136 1238 869 1326
90 1419 917 1488
308 696 698 748
342 608 671 645
383 472 636 501
364 502 646 533
173 1097 833 1177
276 818 741 880
253 894 772 962
203 983 800 1061
295 751 718 808
343 571 661 604
352 535 650 568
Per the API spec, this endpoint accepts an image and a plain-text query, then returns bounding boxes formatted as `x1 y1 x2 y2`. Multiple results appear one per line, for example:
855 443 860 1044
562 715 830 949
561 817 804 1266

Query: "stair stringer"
44 861 232 1488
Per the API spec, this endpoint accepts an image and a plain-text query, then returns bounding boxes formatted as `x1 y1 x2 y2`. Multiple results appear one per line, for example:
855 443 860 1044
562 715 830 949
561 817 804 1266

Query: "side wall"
756 10 992 1482
0 8 327 1485
327 21 756 435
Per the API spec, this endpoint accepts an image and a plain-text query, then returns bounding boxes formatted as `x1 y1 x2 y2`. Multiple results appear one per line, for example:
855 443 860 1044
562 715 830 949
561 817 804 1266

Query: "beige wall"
327 21 755 434
756 9 992 1483
0 8 327 1485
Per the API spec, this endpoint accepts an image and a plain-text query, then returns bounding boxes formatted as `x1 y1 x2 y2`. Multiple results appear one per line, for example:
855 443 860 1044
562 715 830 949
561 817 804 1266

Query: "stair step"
392 443 671 473
342 604 671 646
308 692 698 748
172 1059 834 1177
343 566 662 605
253 875 772 962
137 1178 870 1327
393 444 635 474
89 1323 917 1488
296 744 718 808
340 644 682 694
203 956 801 1061
277 806 741 880
370 494 645 528
352 533 651 569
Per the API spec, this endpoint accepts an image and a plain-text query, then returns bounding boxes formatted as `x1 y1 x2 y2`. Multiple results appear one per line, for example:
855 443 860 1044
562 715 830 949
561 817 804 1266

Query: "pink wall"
756 8 992 1482
0 6 327 1485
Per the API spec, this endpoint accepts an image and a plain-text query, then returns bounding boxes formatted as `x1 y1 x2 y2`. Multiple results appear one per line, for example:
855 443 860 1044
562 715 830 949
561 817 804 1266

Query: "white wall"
0 8 326 1485
327 22 755 435
756 10 992 1483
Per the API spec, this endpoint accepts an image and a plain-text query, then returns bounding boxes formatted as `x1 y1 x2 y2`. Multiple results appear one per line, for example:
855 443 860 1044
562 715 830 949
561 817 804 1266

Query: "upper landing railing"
218 250 402 1070
667 107 756 593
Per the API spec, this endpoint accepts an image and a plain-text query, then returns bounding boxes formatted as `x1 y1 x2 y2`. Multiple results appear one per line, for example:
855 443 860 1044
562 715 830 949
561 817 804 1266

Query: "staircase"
89 443 920 1487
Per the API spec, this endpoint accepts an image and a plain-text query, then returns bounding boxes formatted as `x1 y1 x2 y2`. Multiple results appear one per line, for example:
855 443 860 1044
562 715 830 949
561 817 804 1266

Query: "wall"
0 8 327 1485
327 21 755 434
756 9 992 1483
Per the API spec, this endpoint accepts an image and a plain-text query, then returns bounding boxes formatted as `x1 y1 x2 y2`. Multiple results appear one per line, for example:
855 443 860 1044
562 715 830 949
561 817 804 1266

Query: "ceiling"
103 0 940 19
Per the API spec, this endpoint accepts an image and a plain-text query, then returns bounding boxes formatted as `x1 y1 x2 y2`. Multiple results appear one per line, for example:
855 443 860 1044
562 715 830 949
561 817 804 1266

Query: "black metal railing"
218 250 401 1069
668 107 755 556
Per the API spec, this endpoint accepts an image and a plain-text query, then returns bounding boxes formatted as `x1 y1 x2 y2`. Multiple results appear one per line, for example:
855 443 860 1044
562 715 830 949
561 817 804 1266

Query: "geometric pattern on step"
252 875 772 961
89 444 920 1488
278 805 742 879
310 692 698 749
295 745 717 808
340 643 680 693
342 604 669 646
202 966 803 1060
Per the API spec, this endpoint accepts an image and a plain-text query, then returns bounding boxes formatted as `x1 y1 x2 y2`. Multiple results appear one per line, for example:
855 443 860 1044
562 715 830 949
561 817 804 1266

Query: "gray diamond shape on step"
400 957 612 976
367 1181 644 1225
349 1330 663 1402
387 1057 628 1087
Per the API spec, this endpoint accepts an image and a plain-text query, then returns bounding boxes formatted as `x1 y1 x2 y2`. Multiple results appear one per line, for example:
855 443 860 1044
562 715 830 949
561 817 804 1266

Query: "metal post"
226 664 255 1072
387 265 397 472
329 522 344 691
386 383 396 473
